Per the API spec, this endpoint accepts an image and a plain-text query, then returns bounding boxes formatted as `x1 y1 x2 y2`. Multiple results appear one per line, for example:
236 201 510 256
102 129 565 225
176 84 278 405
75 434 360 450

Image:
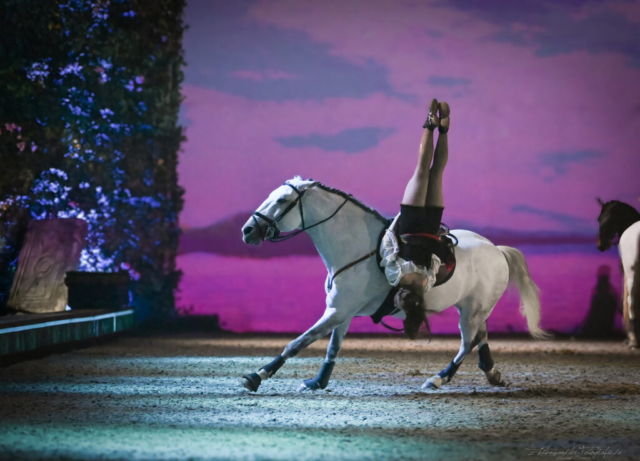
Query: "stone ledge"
0 309 134 357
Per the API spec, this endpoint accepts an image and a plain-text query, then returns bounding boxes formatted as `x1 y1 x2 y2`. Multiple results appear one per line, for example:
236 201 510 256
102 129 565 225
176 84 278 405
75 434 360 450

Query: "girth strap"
327 249 377 291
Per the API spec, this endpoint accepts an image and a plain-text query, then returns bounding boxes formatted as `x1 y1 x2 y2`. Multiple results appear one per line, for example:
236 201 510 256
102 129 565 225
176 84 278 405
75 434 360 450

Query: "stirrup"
422 99 439 131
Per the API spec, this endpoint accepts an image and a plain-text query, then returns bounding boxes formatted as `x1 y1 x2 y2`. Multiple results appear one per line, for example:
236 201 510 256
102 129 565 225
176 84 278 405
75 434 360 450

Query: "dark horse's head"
597 199 640 251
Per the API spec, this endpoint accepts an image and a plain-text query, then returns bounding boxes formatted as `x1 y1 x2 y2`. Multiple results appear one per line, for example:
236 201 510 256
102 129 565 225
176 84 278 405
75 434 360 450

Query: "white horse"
597 199 640 348
240 177 548 392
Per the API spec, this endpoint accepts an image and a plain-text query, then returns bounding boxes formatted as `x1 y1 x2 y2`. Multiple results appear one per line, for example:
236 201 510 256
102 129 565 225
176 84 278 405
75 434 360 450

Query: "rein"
380 318 404 332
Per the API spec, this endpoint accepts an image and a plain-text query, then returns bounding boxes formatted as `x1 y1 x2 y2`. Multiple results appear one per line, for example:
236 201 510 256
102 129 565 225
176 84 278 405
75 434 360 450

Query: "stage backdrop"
176 0 640 334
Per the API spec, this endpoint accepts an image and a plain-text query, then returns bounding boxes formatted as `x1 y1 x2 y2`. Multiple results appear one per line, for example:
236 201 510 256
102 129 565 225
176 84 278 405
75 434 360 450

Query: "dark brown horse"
597 199 640 348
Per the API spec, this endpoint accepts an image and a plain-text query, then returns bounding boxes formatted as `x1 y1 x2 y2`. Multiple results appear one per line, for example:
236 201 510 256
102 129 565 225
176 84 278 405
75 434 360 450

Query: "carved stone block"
8 218 88 313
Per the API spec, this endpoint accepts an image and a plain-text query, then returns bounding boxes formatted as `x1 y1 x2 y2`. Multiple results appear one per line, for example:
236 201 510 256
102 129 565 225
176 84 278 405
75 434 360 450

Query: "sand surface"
1 333 639 460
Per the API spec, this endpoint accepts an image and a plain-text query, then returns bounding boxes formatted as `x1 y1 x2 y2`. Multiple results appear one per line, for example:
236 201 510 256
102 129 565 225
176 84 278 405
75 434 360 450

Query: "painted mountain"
178 213 317 258
178 213 597 257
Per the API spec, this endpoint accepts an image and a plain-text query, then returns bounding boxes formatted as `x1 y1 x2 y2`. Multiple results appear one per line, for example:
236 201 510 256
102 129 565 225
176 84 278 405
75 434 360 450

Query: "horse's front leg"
423 308 482 390
241 307 350 392
299 318 352 392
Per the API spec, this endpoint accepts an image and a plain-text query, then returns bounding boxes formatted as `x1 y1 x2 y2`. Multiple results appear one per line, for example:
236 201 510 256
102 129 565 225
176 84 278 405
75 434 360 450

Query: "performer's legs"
392 100 450 340
425 102 450 208
401 99 439 207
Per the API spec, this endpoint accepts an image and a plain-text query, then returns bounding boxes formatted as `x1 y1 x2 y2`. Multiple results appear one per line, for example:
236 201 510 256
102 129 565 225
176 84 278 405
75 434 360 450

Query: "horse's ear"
596 197 604 206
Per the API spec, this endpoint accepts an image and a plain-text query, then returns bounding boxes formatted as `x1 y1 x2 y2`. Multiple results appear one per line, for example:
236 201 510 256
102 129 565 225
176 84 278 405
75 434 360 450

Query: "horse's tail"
498 246 551 340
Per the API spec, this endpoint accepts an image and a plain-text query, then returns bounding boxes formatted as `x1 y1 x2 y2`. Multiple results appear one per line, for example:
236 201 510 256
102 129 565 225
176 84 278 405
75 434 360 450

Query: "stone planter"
65 271 130 311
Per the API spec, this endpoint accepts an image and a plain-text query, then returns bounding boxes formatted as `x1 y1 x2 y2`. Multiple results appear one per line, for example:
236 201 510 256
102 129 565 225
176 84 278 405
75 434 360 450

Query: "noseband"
252 182 349 242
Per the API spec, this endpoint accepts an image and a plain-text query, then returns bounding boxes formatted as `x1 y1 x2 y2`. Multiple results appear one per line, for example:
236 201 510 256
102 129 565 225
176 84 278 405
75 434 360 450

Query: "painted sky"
179 0 640 234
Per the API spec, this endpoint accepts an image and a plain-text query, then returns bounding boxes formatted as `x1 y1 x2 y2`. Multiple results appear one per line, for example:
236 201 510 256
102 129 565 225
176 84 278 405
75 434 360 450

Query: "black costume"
397 204 444 268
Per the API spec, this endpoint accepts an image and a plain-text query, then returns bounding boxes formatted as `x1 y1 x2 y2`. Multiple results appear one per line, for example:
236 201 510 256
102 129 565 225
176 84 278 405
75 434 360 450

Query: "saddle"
398 231 456 287
371 221 457 325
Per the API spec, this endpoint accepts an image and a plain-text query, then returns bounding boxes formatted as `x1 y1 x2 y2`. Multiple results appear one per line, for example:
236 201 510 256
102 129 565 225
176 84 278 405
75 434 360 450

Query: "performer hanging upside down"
380 98 450 339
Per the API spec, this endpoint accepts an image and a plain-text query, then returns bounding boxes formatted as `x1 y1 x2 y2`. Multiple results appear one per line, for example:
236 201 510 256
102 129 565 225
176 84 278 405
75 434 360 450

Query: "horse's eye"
276 198 287 204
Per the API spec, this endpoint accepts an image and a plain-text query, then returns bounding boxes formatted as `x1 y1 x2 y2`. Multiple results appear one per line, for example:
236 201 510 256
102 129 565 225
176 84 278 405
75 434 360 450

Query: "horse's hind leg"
475 321 507 386
299 318 351 392
627 269 640 349
241 307 349 392
423 308 481 390
621 234 639 348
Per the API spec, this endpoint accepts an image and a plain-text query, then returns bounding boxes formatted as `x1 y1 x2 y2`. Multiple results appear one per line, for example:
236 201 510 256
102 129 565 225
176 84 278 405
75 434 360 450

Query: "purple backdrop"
176 0 640 334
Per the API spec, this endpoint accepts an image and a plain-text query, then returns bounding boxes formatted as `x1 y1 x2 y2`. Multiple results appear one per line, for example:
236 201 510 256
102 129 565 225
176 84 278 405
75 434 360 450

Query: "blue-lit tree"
0 0 185 321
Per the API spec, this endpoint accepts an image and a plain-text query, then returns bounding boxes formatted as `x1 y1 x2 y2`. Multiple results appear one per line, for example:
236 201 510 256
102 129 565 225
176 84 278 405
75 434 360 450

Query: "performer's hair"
395 286 430 340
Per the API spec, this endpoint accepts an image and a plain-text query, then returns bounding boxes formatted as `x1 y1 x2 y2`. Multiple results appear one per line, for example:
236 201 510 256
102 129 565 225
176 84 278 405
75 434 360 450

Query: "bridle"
251 181 376 290
252 182 349 243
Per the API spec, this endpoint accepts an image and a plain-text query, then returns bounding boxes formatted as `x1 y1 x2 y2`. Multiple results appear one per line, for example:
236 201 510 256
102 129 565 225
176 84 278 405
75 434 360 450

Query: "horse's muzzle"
242 225 263 245
597 238 610 252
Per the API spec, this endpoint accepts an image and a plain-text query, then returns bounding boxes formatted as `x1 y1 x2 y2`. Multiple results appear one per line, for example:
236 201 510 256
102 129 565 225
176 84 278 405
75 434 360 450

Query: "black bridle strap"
254 200 298 227
251 214 266 240
268 194 350 242
252 183 305 240
285 183 305 230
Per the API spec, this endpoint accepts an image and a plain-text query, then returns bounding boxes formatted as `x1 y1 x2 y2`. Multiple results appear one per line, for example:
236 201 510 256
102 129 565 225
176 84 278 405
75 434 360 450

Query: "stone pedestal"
8 218 88 313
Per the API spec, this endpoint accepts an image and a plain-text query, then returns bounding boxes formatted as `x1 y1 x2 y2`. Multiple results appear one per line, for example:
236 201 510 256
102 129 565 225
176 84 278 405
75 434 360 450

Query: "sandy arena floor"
1 333 639 460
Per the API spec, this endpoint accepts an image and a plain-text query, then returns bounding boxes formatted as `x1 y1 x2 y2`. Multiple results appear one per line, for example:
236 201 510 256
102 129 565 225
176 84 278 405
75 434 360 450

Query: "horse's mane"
605 200 640 218
315 183 390 224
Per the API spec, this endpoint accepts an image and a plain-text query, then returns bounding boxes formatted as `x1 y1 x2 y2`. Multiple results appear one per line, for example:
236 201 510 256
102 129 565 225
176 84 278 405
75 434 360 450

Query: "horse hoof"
241 373 262 392
422 376 442 390
302 378 323 390
486 369 505 386
297 383 310 393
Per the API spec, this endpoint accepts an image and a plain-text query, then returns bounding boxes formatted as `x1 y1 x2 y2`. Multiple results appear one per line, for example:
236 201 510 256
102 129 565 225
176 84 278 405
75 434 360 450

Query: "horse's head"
242 176 318 245
597 198 620 251
597 198 640 251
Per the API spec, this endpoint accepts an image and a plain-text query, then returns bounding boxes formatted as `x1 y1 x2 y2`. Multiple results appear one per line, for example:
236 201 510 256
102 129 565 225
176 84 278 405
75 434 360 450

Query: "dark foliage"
0 0 185 323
